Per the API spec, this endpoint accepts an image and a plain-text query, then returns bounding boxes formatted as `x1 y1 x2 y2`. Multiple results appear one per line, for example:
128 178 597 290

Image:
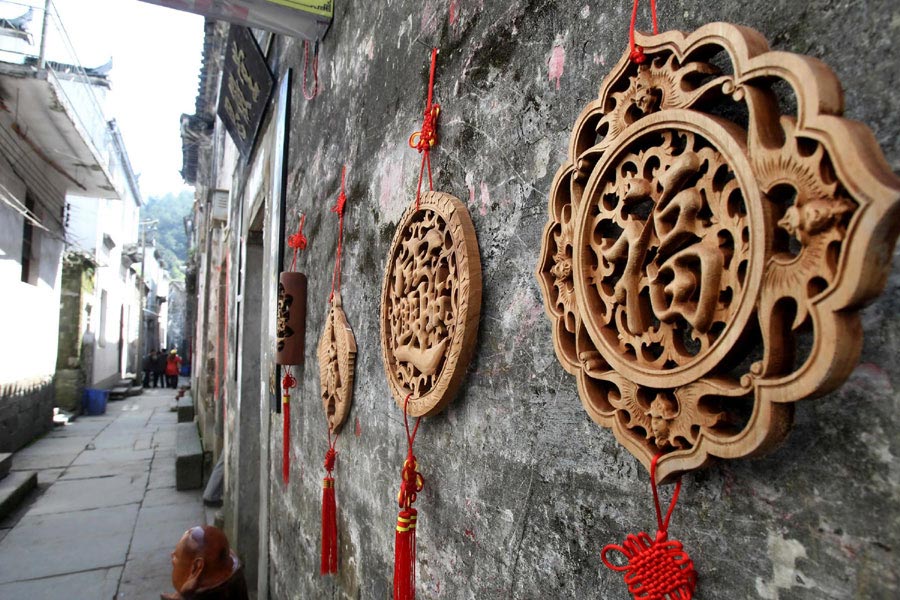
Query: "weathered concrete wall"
236 1 900 598
55 255 95 411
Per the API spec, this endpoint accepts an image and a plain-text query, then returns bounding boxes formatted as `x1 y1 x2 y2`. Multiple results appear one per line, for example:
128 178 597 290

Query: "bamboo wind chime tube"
278 214 308 485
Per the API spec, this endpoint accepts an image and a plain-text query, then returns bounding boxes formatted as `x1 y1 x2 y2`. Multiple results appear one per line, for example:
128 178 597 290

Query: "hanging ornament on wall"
380 48 482 600
535 3 900 484
278 214 309 484
537 0 900 596
316 165 357 575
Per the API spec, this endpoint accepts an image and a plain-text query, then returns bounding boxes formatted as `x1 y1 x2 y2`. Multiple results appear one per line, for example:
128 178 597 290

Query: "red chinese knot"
288 230 307 250
601 454 696 600
281 371 297 389
602 531 695 600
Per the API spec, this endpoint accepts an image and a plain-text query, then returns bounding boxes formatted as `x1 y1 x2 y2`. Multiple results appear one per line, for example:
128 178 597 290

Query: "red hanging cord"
329 166 347 303
394 394 424 600
628 0 659 64
321 429 339 574
408 48 440 210
601 454 697 599
303 40 320 100
281 369 297 484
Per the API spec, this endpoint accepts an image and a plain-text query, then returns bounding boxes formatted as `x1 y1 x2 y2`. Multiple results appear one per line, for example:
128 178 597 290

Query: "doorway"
234 205 264 589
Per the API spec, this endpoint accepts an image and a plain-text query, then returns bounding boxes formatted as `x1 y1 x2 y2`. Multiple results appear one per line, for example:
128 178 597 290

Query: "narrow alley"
0 387 207 599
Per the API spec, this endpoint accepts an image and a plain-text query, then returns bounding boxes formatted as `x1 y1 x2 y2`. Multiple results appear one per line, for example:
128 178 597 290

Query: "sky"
48 0 205 199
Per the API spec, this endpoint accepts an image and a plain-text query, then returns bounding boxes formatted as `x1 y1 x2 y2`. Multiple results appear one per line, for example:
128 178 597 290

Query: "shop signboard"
138 0 332 39
216 26 274 158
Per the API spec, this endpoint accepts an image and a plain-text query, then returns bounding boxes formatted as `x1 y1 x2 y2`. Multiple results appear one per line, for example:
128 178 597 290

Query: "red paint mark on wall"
449 0 459 24
354 417 362 437
420 0 439 34
464 528 476 541
548 44 565 90
379 160 404 211
479 181 490 216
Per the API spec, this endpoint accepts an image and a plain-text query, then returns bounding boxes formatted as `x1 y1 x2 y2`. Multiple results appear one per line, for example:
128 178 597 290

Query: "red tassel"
321 446 338 574
321 477 338 573
394 396 423 600
393 452 423 600
393 507 417 600
281 371 297 486
282 394 290 484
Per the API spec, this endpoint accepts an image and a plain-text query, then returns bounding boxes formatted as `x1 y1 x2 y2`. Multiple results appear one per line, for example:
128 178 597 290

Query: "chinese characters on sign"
264 0 333 19
216 26 275 157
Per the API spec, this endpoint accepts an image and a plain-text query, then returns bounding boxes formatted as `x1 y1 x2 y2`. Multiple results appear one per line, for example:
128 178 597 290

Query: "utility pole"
38 0 51 69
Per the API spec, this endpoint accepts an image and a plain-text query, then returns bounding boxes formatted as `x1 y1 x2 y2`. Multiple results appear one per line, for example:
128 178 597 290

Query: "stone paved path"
0 386 206 599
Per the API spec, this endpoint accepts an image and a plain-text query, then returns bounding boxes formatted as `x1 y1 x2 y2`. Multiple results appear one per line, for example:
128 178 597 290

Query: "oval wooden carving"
380 191 482 417
317 293 357 433
536 22 900 482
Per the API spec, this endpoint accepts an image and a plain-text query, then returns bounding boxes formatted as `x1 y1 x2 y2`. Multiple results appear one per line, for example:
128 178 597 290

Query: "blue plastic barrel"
82 389 109 415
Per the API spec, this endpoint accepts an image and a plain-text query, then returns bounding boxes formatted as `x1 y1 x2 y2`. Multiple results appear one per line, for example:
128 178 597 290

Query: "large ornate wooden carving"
536 22 900 482
317 293 357 433
380 190 482 417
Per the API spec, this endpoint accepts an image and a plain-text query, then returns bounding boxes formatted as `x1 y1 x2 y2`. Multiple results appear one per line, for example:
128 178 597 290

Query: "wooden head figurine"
163 525 249 600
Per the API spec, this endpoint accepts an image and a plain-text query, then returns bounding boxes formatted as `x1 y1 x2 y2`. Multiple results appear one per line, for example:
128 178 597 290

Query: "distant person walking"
166 349 183 389
142 349 158 388
154 348 167 388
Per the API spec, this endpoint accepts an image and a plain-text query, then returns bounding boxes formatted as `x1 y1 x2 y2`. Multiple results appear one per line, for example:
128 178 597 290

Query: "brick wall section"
0 378 54 452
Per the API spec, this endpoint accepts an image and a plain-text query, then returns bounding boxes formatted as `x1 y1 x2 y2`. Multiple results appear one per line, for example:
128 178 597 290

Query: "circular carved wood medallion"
575 112 764 389
317 293 357 433
380 191 482 417
536 23 900 481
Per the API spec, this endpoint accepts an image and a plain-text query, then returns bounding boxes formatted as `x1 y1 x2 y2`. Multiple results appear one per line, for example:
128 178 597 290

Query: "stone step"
176 422 203 491
126 386 144 397
0 453 11 480
0 471 37 520
176 395 194 423
109 386 130 399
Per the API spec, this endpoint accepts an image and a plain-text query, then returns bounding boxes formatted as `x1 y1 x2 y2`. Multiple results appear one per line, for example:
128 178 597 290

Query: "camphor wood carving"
381 190 482 417
276 271 307 365
536 22 900 482
317 293 357 433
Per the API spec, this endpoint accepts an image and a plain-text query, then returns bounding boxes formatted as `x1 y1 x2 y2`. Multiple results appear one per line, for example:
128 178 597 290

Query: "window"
99 290 108 347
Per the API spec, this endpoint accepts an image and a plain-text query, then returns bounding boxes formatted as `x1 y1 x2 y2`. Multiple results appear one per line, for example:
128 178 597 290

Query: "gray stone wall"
0 378 54 452
253 1 900 598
